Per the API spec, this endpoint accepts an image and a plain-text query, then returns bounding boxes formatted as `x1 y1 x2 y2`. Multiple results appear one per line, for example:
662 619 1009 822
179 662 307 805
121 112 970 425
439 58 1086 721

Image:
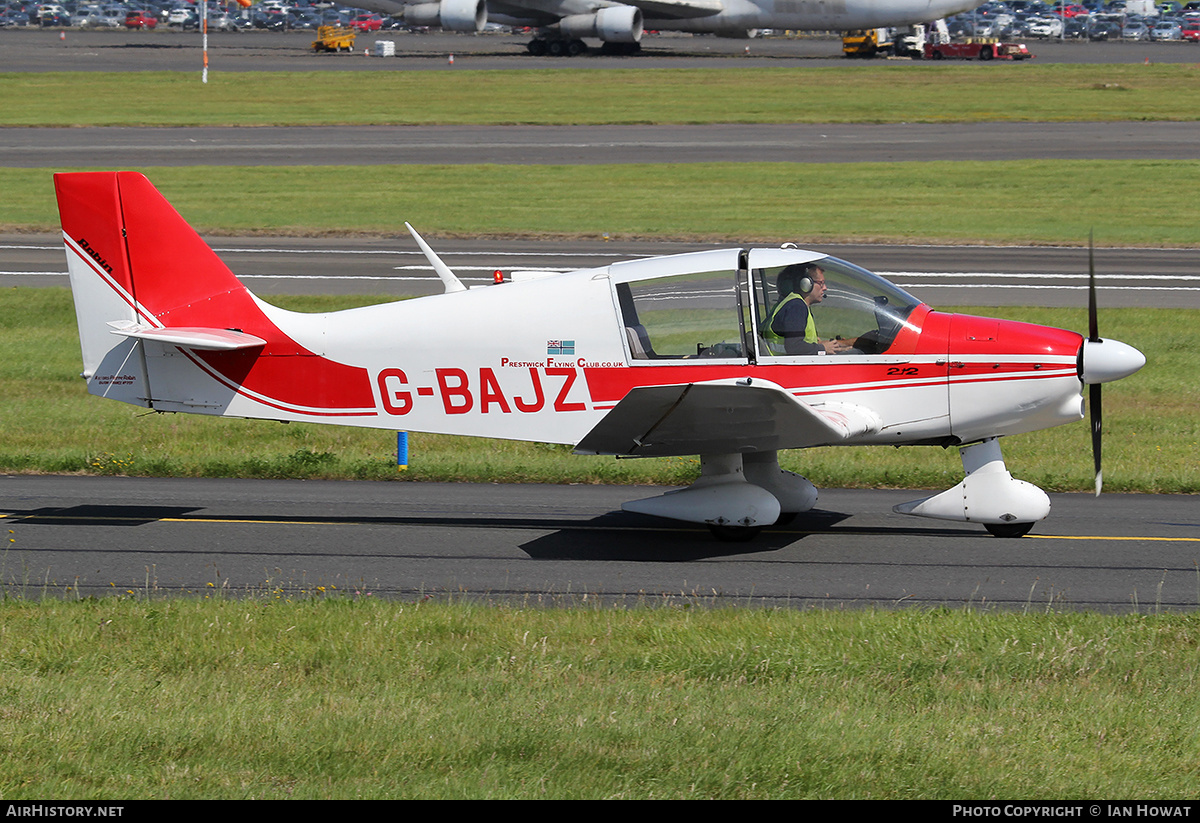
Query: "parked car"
1052 2 1089 15
70 6 101 26
166 7 196 26
125 9 157 28
1027 15 1065 35
250 10 285 29
1182 20 1200 38
287 10 320 28
1122 19 1150 38
0 10 32 25
349 12 381 31
84 5 119 26
1090 19 1123 37
1150 19 1183 37
208 12 240 30
1064 16 1091 35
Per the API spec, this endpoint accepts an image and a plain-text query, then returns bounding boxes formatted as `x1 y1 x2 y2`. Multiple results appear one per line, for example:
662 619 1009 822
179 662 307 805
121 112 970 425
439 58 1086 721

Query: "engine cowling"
559 5 643 43
405 0 486 31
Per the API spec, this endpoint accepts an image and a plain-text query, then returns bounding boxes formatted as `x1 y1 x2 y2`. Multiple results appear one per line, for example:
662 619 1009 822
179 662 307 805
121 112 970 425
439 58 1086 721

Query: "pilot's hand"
827 336 857 354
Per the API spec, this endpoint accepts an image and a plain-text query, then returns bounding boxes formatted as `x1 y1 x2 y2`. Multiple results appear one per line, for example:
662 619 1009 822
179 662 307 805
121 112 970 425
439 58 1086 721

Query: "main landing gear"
622 451 819 543
526 38 642 56
527 37 587 56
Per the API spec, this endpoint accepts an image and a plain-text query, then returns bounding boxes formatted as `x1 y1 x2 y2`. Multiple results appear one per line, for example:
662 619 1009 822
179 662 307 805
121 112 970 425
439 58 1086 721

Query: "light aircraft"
355 0 986 56
55 171 1144 541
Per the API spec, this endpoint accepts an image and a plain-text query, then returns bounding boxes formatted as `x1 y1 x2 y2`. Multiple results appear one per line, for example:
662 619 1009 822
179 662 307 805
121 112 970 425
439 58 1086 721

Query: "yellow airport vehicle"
312 26 356 52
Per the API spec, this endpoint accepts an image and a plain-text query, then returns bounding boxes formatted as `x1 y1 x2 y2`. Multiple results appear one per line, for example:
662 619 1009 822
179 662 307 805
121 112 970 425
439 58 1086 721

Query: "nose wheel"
984 521 1035 539
894 438 1051 537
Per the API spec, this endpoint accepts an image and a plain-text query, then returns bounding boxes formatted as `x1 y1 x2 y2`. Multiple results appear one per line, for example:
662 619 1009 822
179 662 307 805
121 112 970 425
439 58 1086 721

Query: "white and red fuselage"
55 171 1143 536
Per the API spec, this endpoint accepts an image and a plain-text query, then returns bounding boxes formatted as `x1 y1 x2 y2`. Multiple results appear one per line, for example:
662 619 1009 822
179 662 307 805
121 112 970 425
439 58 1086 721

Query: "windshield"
753 255 923 357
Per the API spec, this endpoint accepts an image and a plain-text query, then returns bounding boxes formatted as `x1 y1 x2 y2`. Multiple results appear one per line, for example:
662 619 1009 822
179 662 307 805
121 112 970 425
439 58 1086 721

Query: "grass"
5 160 1200 247
3 64 1200 126
2 598 1200 799
0 288 1195 493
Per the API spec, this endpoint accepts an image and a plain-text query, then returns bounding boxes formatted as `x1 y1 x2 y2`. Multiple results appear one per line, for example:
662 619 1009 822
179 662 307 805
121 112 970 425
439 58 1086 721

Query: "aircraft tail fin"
55 171 270 407
54 171 377 418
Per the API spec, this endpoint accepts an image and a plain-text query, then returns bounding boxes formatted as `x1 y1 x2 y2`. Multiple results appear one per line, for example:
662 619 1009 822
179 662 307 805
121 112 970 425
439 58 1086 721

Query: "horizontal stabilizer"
574 378 880 457
108 321 267 351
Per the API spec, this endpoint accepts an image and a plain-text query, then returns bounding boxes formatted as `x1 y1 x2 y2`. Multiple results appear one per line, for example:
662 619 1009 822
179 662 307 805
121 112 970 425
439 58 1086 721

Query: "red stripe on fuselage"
581 311 1082 405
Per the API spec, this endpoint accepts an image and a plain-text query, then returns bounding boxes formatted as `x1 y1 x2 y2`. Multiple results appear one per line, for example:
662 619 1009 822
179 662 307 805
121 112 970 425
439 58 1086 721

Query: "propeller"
1078 232 1145 497
1087 233 1102 496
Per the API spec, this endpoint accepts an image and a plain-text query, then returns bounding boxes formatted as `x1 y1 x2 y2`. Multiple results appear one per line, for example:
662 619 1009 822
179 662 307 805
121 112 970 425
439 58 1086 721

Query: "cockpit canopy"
610 249 924 362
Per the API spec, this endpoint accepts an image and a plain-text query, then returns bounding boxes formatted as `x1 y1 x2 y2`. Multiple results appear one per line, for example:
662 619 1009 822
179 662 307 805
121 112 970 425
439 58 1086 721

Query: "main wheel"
985 522 1034 538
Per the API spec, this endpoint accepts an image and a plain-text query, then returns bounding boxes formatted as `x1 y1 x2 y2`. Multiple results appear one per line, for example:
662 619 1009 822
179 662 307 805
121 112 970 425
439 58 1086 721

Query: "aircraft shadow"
519 508 856 561
7 504 984 563
9 505 204 526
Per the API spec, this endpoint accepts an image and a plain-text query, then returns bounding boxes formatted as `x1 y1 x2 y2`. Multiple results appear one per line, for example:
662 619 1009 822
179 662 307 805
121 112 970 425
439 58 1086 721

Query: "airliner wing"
625 0 724 19
574 378 880 457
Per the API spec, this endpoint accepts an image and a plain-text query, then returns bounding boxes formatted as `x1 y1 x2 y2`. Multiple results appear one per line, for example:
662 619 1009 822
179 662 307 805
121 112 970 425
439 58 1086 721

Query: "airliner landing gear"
527 37 587 56
599 41 641 55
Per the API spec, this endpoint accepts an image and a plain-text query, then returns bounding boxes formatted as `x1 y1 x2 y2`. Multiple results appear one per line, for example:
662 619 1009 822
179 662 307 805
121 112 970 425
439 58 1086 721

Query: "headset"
778 264 820 297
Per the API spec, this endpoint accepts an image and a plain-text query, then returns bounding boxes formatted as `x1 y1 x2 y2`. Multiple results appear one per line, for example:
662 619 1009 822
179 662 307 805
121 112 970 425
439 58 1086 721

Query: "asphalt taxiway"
3 475 1198 612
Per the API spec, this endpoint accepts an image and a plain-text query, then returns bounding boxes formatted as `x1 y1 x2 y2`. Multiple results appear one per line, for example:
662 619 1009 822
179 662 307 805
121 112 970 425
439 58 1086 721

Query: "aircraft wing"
574 378 880 457
623 0 724 19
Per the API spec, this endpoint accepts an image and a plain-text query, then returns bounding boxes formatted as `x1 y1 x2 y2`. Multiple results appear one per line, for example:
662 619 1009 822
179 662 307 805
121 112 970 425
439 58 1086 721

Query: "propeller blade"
1088 230 1099 342
1090 382 1102 496
1087 231 1101 495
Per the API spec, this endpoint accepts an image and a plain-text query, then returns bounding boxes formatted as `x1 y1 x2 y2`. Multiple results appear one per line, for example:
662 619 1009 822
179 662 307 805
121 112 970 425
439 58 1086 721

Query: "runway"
4 233 1198 307
1 475 1196 612
8 121 1200 167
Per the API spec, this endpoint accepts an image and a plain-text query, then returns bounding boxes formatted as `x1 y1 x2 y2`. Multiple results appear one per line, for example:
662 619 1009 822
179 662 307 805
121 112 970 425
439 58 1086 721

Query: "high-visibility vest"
765 293 817 348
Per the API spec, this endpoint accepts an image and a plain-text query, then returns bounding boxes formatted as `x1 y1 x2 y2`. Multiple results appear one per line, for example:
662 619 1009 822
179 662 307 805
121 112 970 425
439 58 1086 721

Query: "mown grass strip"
5 160 1200 246
3 64 1200 126
2 599 1199 799
0 288 1195 492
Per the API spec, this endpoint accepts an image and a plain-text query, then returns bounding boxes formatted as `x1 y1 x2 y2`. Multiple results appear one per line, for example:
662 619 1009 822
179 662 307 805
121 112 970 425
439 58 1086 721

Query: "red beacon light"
493 270 505 284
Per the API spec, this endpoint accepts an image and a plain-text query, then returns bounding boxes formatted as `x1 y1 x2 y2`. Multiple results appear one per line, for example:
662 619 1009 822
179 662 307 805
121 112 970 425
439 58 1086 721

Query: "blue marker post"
397 431 409 472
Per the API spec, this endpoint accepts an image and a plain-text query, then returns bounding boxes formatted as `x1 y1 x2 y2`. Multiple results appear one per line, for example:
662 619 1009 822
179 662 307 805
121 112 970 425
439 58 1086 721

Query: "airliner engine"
405 0 486 31
559 5 643 42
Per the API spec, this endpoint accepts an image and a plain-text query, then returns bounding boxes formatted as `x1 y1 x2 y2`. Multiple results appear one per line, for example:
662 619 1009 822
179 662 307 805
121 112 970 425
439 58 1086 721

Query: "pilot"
766 264 852 355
